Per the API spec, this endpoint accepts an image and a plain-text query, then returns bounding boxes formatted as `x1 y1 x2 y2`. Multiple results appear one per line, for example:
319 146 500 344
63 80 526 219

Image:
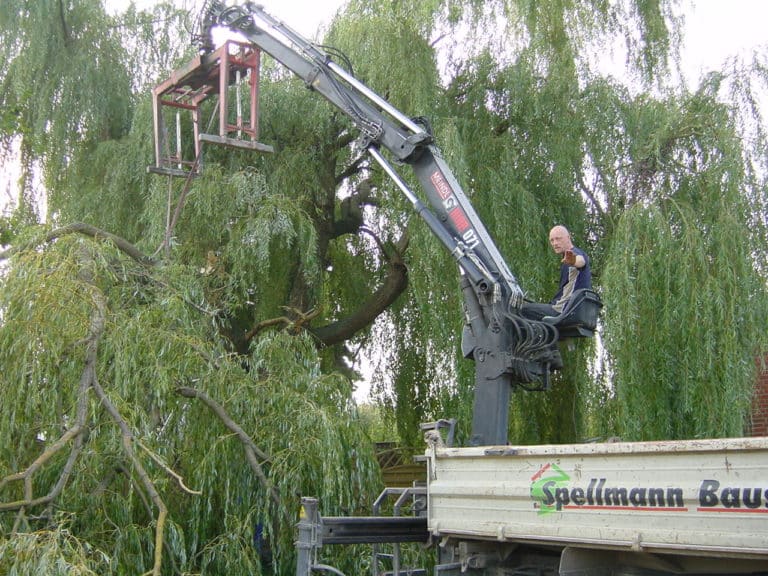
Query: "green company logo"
530 463 570 515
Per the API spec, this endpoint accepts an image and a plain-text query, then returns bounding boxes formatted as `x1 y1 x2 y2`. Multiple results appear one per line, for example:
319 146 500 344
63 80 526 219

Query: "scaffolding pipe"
175 111 182 169
236 69 242 138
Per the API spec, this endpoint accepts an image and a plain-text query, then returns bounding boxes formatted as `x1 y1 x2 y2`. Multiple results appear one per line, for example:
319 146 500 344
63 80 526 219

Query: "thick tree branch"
334 153 369 185
576 171 607 218
92 375 167 576
0 222 154 265
57 0 72 47
85 261 168 576
335 130 356 151
92 465 126 501
310 230 409 346
492 118 511 137
245 306 321 342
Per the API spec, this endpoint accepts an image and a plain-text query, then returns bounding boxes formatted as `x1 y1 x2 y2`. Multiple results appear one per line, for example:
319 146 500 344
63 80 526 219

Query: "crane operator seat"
542 289 603 339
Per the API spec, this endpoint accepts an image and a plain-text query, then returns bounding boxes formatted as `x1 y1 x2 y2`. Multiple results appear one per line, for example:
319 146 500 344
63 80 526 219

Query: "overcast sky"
232 0 768 83
111 0 768 78
683 0 766 81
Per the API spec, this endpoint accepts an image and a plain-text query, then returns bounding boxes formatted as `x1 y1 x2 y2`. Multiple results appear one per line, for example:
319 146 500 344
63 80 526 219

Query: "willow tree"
1 0 768 574
324 0 761 445
599 74 768 439
0 1 386 574
329 0 768 443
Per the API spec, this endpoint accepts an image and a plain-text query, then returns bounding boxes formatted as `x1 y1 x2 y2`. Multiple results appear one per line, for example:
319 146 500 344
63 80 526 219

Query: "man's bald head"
548 225 573 255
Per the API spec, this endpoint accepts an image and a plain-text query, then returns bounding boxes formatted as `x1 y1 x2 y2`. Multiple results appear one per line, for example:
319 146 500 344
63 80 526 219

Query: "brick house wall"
750 355 768 436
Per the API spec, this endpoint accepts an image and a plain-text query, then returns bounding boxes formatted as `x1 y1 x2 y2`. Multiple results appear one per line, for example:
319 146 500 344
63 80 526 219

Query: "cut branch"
175 386 281 509
245 306 320 342
138 440 202 496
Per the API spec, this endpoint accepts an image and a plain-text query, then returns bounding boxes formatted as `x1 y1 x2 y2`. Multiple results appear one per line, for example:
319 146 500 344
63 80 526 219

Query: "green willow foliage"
0 527 109 575
0 234 380 574
352 0 659 444
601 80 768 439
1 0 768 573
0 0 131 154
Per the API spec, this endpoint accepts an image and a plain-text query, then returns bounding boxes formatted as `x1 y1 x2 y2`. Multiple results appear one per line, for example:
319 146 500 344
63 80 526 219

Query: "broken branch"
137 439 202 496
175 385 280 509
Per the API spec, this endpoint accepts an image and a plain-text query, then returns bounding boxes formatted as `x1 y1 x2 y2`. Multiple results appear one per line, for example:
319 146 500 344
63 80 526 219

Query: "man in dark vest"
521 225 591 320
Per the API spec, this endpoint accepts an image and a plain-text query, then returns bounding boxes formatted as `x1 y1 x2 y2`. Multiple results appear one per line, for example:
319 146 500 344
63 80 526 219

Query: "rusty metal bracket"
149 40 273 177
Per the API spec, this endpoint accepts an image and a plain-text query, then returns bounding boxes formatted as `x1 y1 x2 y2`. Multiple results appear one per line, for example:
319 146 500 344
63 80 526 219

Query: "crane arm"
200 1 564 445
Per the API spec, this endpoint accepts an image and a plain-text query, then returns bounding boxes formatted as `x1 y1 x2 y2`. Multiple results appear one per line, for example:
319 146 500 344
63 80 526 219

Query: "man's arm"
562 249 586 269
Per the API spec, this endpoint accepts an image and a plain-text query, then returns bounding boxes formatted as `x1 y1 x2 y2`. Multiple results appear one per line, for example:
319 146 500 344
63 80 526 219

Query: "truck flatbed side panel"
426 437 768 559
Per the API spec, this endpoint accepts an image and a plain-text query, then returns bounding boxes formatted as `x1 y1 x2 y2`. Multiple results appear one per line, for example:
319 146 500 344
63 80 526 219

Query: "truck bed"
426 436 768 561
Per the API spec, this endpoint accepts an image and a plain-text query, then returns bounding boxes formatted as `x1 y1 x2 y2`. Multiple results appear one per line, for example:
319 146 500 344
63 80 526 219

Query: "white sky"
255 0 346 37
115 0 768 75
258 0 768 84
683 0 767 82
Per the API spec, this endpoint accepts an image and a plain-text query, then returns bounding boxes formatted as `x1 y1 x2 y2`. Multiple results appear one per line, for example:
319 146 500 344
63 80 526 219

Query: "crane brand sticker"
530 463 768 516
429 170 479 248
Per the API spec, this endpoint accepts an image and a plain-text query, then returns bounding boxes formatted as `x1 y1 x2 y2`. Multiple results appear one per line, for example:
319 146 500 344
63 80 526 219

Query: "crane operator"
521 225 591 321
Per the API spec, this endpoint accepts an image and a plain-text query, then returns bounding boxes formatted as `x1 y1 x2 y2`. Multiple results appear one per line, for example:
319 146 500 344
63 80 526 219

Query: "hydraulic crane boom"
199 1 566 445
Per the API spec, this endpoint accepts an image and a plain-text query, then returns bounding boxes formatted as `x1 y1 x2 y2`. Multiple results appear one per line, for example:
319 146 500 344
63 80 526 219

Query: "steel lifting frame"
149 39 273 177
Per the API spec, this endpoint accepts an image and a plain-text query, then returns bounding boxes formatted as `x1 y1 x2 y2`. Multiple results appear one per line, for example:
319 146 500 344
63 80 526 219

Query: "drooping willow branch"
76 275 168 576
0 254 103 516
175 385 281 509
0 220 408 353
0 425 84 513
0 250 185 575
91 374 168 576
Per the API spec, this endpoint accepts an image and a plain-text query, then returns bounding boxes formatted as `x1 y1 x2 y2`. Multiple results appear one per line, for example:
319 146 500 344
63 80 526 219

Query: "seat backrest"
556 289 603 333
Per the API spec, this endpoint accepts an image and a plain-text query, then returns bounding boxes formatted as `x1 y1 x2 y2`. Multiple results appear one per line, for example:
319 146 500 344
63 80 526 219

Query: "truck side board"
426 436 768 561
